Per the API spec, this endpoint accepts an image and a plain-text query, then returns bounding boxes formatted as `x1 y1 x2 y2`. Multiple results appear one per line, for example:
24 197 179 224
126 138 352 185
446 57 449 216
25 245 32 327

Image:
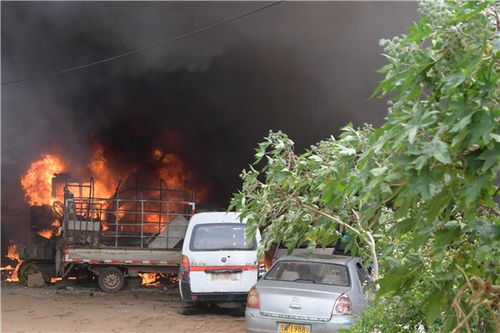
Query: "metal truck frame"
22 175 196 292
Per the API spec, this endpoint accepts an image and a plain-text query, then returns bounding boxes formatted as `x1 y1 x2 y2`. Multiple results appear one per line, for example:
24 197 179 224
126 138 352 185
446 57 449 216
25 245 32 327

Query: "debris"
65 286 74 291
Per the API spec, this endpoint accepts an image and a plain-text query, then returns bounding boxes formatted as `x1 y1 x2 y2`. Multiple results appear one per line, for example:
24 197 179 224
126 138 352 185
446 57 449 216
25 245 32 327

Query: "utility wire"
2 1 283 86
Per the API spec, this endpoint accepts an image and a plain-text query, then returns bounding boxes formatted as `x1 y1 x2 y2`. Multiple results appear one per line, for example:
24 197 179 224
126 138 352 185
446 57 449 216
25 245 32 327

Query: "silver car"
245 254 370 333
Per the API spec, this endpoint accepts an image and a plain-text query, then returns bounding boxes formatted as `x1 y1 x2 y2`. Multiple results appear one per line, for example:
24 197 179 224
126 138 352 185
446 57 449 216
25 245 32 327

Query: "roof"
188 211 245 224
277 253 355 265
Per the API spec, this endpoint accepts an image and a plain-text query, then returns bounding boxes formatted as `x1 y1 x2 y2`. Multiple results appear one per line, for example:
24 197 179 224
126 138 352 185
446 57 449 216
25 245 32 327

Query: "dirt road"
1 283 246 333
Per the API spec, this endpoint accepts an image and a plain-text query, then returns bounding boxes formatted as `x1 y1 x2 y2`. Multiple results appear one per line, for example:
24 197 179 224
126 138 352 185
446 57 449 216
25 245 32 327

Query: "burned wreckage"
18 173 196 291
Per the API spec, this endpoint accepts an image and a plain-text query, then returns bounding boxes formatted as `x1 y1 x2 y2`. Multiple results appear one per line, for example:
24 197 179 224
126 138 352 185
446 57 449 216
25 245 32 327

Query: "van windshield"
190 223 256 251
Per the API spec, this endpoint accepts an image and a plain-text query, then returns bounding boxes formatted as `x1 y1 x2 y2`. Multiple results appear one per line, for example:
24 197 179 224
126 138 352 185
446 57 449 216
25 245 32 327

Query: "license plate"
278 323 311 333
209 273 240 282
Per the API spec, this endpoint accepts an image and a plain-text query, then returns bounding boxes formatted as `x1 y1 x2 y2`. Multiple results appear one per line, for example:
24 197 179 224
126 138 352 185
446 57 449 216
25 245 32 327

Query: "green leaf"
425 190 452 222
442 72 466 92
492 37 500 54
408 126 418 144
464 175 489 204
435 222 461 248
393 218 417 234
478 144 500 172
424 288 446 325
432 140 451 164
370 167 388 177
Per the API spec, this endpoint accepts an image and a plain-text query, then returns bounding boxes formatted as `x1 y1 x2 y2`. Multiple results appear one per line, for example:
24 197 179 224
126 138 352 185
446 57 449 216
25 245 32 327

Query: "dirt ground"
1 282 246 333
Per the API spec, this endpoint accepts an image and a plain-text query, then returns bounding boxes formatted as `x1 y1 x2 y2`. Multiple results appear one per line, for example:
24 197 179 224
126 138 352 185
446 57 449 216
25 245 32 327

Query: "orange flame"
37 220 61 239
37 229 53 239
139 273 160 286
2 245 23 282
20 154 66 205
89 144 122 198
156 152 209 202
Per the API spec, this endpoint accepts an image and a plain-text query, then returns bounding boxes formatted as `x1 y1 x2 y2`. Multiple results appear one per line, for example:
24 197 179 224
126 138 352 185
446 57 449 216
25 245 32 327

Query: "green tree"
231 0 499 331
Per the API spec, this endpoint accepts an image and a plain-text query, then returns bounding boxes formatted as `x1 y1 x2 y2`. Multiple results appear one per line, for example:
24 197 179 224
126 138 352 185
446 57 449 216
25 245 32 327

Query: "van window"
189 223 256 251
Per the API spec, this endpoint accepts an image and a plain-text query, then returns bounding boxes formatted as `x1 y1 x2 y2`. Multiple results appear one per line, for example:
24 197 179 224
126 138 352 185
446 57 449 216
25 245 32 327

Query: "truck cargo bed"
63 247 181 266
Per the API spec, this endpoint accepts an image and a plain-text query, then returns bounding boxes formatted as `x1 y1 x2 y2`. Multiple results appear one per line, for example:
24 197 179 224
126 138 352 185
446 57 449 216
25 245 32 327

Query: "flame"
20 154 66 205
138 273 177 287
158 153 190 190
139 273 160 286
156 152 209 201
153 149 163 160
2 245 23 282
89 144 122 198
37 229 53 239
10 140 209 283
36 220 61 239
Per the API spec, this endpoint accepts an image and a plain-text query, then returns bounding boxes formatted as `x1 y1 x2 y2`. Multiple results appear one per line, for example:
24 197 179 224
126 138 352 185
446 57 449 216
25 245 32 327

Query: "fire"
156 151 209 202
153 149 163 160
37 220 61 239
157 153 190 190
138 273 177 287
2 245 23 282
20 154 66 205
37 229 53 239
89 144 122 198
139 273 160 286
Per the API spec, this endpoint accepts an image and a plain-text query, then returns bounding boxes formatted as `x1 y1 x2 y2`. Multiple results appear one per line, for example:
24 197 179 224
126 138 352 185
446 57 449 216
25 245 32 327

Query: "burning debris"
1 244 23 282
36 220 61 239
1 135 201 291
2 137 208 285
20 154 66 206
138 273 179 288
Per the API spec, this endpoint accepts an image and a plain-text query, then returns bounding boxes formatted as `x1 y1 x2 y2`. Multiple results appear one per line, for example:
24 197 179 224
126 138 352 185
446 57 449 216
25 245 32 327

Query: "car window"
189 223 256 251
265 261 350 287
355 262 370 286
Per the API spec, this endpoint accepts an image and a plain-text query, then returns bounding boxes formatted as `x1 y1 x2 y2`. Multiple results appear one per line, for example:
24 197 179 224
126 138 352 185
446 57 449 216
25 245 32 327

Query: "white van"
179 212 263 306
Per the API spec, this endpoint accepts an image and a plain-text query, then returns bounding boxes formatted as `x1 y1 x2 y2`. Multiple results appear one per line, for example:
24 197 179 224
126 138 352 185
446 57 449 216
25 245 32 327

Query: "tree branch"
294 200 379 282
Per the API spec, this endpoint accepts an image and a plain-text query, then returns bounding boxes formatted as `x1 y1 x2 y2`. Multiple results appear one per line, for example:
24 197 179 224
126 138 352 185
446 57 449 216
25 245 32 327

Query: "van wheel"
98 267 124 292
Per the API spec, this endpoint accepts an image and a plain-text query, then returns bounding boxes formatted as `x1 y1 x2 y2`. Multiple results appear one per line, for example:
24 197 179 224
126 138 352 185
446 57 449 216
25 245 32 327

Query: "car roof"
277 253 356 265
188 211 246 224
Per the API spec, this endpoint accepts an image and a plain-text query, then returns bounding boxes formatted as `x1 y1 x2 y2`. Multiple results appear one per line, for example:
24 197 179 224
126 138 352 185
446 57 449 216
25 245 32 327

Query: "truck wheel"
98 267 124 292
18 262 39 284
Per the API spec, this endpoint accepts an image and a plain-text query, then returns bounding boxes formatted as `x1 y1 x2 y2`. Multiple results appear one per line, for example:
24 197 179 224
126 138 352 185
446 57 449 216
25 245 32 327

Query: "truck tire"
18 262 54 285
18 262 40 284
98 267 124 292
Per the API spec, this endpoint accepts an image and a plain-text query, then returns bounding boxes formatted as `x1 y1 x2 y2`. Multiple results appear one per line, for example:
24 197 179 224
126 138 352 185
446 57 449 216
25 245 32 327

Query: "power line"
1 1 283 86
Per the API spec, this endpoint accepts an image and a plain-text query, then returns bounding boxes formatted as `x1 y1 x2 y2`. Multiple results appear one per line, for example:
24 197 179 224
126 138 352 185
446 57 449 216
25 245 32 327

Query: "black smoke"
1 2 417 250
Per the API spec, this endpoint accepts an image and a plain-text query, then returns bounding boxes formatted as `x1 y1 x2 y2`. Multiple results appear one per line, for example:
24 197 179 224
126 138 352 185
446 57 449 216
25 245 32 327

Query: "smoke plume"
1 2 417 251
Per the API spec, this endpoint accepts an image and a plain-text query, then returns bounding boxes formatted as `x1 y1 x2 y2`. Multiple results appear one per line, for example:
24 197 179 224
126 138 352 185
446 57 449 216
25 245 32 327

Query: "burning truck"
16 172 196 291
2 147 208 291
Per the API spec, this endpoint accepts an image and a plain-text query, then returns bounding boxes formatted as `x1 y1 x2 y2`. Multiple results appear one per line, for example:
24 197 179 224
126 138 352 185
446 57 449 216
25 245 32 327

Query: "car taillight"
258 256 266 277
333 294 352 315
246 285 260 309
181 255 190 281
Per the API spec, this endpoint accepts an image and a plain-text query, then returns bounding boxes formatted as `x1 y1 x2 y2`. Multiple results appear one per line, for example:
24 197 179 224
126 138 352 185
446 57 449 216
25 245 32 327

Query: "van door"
187 223 258 293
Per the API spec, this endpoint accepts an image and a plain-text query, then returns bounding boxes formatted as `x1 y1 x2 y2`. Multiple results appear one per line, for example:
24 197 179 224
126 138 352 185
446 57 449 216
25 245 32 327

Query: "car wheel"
98 267 124 292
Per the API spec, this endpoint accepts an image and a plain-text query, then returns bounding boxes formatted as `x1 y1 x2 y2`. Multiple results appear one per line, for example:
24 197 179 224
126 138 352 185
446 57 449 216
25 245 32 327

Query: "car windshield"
265 261 350 287
190 223 256 251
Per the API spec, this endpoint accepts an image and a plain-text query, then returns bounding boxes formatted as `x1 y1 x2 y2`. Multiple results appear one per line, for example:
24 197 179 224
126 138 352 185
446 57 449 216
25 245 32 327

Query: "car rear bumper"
180 280 248 303
245 308 356 333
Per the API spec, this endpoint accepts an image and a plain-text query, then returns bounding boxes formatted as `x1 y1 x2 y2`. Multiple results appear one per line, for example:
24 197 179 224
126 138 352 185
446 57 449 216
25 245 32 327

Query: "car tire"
98 267 124 292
